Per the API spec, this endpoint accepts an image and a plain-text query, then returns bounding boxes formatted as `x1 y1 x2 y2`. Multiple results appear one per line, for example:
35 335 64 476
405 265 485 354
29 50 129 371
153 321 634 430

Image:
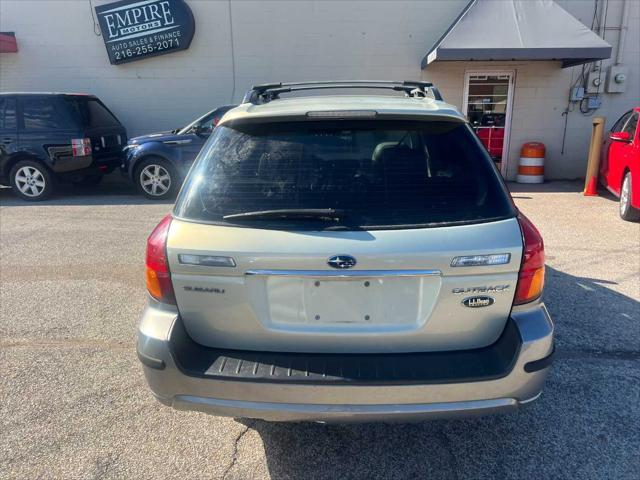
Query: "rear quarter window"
175 119 515 230
21 97 74 130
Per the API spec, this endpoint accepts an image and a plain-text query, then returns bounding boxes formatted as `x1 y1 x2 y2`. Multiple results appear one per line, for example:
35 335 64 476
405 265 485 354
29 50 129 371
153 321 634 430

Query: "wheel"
9 160 54 201
135 157 179 200
619 172 640 222
72 174 103 187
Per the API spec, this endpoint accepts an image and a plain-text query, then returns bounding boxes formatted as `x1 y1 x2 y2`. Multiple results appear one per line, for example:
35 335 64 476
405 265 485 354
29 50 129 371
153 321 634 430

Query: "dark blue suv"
0 93 126 201
122 105 236 199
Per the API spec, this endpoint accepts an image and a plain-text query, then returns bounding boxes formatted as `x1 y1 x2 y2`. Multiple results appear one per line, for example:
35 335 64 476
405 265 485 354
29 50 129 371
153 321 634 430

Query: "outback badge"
462 296 495 308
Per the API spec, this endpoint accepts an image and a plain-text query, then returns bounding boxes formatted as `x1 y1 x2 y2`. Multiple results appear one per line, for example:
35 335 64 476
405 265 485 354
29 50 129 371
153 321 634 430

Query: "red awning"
0 32 18 53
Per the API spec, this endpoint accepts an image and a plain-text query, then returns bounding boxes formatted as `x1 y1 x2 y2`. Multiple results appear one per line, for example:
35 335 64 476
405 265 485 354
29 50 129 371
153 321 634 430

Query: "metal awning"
422 0 611 69
0 32 18 53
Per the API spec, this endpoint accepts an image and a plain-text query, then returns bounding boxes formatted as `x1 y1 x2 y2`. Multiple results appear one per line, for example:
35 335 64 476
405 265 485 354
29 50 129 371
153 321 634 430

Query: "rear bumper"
137 300 554 422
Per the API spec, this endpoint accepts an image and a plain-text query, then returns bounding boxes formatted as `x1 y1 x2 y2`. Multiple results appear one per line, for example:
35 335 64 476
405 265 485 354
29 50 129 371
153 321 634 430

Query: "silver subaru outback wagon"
137 81 554 422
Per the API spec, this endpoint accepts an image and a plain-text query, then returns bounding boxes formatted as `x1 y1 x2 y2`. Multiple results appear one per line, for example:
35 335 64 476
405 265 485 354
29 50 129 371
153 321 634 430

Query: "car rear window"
174 120 514 229
64 97 121 128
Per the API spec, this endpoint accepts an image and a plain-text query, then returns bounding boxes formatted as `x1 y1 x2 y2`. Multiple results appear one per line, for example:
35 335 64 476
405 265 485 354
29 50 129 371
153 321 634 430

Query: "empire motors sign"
95 0 195 65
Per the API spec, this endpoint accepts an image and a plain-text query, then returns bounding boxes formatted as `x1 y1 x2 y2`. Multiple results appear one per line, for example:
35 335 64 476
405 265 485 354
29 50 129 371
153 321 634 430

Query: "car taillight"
514 213 545 305
71 138 91 156
145 214 176 305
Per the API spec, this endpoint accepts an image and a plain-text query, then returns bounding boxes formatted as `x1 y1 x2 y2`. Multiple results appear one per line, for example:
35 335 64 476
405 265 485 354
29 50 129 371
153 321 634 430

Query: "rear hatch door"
168 219 522 353
168 117 521 353
63 95 127 161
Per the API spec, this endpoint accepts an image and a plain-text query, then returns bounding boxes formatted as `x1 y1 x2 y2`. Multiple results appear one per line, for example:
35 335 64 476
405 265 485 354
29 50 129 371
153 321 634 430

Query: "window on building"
22 98 72 130
0 98 17 130
463 73 513 174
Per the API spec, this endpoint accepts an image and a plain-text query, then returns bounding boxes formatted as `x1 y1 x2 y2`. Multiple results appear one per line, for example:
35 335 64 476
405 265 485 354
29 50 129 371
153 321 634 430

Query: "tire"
134 157 179 200
72 174 103 187
9 160 54 201
619 172 640 222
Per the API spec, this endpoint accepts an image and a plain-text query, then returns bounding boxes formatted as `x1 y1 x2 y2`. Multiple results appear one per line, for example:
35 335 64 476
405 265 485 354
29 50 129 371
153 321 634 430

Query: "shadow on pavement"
238 266 639 479
0 175 174 207
507 180 625 211
506 180 584 194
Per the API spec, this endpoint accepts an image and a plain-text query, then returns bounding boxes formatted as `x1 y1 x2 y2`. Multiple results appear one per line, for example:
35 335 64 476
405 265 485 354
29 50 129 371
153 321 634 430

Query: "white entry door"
462 71 515 176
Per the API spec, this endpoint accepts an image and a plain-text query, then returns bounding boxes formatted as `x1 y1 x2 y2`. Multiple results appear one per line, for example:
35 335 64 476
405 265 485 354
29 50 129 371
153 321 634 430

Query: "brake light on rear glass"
71 138 91 156
514 213 545 305
306 110 377 118
145 215 176 305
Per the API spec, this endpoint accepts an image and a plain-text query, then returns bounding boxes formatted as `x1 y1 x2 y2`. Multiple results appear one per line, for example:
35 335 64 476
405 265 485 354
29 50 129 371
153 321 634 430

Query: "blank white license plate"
304 277 385 324
264 276 437 328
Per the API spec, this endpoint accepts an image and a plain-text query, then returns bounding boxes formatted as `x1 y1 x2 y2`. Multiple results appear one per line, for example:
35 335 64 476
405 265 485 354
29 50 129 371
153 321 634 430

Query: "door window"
198 113 219 133
21 98 73 130
611 111 632 132
0 98 17 130
621 113 638 139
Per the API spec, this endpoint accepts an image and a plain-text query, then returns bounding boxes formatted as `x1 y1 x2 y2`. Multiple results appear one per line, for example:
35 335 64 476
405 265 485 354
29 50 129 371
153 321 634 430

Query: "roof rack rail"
242 80 444 104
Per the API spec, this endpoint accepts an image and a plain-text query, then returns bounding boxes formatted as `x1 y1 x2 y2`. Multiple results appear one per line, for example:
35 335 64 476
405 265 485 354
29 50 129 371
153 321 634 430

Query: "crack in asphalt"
436 426 460 480
0 338 131 350
222 423 252 480
556 347 640 362
90 453 118 480
0 264 141 284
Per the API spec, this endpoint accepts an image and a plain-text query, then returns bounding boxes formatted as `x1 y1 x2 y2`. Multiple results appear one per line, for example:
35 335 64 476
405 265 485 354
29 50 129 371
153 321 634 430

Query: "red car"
600 107 640 221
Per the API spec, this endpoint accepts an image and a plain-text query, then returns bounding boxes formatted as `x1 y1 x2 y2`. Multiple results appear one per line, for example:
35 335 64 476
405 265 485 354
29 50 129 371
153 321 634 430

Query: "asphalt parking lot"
1 179 638 479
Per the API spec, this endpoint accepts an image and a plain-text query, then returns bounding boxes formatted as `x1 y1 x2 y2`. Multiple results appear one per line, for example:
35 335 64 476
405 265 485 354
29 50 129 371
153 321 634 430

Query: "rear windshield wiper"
223 208 345 221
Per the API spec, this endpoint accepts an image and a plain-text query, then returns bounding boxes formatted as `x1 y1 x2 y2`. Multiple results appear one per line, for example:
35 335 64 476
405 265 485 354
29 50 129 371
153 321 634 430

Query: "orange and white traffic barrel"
517 142 545 184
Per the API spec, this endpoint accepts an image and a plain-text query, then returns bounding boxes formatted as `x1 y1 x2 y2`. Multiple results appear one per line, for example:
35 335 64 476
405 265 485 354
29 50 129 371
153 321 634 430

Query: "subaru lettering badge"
462 296 495 308
327 255 357 269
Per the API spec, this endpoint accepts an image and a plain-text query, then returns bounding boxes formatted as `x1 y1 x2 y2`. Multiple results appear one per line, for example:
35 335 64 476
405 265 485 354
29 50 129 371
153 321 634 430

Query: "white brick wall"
0 0 466 135
1 0 638 179
424 0 640 180
0 0 236 135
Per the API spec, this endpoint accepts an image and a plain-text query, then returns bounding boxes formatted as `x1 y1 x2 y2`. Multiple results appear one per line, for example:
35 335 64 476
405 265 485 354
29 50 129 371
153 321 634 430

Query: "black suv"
0 93 127 200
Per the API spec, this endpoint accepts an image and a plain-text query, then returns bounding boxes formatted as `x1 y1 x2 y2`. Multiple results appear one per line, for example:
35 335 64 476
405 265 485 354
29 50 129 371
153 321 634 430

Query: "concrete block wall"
0 0 235 136
425 61 589 180
424 0 640 180
1 0 638 180
0 0 466 136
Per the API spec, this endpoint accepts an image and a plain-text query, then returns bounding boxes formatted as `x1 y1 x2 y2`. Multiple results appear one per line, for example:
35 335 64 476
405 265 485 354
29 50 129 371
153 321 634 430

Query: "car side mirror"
610 131 631 142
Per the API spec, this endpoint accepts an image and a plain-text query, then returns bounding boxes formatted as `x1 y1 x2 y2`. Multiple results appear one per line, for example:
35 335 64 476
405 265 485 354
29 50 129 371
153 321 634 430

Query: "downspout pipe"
616 0 630 65
598 0 607 37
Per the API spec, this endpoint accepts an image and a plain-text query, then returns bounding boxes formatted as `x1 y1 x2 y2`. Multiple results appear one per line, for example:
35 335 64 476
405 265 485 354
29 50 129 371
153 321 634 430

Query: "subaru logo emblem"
327 255 357 269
